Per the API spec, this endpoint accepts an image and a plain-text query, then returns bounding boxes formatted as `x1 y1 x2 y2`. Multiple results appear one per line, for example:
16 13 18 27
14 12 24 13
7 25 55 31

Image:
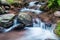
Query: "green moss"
6 0 14 4
54 22 60 37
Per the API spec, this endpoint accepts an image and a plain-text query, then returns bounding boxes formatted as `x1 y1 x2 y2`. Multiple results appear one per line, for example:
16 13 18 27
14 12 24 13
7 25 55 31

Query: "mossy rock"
54 22 60 37
0 14 15 27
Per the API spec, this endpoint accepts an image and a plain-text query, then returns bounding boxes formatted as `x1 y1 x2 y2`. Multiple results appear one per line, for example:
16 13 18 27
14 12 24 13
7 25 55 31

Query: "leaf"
47 0 55 7
48 2 52 7
57 0 60 6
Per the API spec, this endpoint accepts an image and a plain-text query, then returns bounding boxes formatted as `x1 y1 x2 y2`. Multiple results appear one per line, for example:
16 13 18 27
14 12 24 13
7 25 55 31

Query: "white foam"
29 1 37 7
21 8 42 14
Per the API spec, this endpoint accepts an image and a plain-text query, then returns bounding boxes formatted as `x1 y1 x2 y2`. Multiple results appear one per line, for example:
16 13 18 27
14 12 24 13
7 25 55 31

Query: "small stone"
54 11 60 17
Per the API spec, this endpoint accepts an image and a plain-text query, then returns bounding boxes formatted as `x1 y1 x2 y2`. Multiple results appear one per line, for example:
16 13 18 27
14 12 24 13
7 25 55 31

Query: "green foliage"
57 0 60 6
48 0 54 7
54 22 60 37
47 0 59 10
6 0 14 4
40 0 60 11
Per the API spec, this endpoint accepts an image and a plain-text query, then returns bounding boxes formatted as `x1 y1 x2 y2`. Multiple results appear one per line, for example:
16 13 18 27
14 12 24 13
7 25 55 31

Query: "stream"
0 1 59 40
20 1 59 40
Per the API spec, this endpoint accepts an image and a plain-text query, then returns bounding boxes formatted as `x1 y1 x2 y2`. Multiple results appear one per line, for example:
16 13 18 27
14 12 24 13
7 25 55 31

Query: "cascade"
20 1 58 40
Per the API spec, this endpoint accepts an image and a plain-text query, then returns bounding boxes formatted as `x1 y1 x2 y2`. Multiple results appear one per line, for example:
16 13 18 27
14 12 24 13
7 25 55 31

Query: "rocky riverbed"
0 0 60 40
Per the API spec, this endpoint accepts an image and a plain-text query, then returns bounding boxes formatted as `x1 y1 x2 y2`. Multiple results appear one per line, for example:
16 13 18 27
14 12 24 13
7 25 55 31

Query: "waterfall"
20 18 58 40
28 1 36 7
3 18 20 32
20 1 58 39
21 8 42 14
33 18 52 30
33 18 41 27
20 2 55 31
0 1 59 39
14 18 17 25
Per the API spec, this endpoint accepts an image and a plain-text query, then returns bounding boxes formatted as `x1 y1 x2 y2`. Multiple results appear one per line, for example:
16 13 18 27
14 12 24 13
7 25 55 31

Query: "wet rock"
1 0 7 3
18 12 33 26
0 14 15 27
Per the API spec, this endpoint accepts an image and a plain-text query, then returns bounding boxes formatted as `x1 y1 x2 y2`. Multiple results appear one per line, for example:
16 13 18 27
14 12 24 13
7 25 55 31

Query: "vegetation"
40 0 60 11
47 0 60 10
54 22 60 37
47 0 60 37
48 0 60 37
6 0 14 4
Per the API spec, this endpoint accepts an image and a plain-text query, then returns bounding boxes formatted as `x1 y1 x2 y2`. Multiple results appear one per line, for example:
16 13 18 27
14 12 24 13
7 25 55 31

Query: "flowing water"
20 1 59 40
2 1 59 40
3 18 20 32
20 18 58 40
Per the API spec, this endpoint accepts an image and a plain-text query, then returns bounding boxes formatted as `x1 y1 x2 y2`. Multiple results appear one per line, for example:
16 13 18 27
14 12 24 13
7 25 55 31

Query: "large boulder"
0 14 15 27
1 0 7 3
18 12 33 26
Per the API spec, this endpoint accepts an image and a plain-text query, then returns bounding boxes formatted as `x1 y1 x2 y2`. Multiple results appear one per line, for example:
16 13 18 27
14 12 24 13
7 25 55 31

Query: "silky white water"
4 18 20 32
20 1 58 40
2 1 58 40
20 18 58 40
